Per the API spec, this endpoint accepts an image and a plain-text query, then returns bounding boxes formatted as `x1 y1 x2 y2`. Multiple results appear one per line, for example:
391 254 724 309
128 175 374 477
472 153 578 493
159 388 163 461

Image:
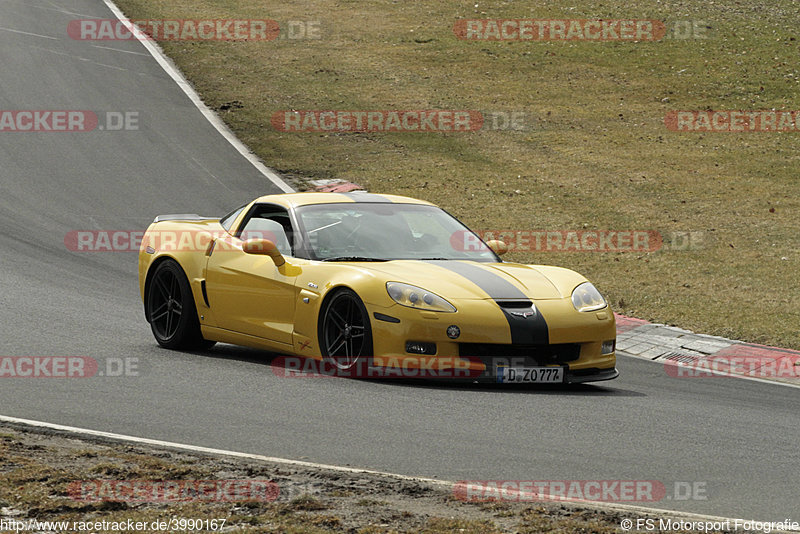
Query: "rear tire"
146 260 215 350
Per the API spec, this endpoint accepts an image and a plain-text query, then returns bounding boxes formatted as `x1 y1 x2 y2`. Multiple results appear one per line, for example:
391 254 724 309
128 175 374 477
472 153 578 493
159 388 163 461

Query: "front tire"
146 260 215 350
319 288 373 371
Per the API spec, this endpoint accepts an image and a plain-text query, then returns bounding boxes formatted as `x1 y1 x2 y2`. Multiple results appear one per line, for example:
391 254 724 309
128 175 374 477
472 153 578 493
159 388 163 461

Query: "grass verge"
0 425 744 533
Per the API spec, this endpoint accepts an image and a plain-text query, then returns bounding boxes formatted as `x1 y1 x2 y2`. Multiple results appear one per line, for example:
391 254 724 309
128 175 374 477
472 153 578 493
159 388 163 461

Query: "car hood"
358 260 586 300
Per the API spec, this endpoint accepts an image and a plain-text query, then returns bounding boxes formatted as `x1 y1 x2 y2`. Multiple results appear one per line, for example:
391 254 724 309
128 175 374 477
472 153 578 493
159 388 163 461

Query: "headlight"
386 282 456 313
571 282 607 312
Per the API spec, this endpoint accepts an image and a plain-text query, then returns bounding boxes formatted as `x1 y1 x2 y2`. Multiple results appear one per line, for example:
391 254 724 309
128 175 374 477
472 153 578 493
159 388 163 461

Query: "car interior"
237 205 294 256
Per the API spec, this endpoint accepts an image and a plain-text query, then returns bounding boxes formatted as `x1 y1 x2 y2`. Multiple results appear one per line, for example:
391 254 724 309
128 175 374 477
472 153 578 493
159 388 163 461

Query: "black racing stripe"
430 261 526 299
499 308 549 345
339 192 393 203
428 261 549 345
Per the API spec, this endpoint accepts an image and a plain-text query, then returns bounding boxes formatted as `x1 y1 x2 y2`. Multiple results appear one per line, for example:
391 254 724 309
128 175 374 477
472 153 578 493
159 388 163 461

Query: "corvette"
138 192 617 383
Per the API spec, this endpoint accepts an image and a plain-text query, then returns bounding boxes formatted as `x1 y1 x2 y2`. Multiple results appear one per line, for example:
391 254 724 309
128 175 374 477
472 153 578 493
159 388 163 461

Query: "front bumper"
363 297 618 384
564 366 619 384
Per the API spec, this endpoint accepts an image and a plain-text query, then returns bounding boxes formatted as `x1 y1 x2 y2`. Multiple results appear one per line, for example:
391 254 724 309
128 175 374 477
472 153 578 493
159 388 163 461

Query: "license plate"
496 365 564 384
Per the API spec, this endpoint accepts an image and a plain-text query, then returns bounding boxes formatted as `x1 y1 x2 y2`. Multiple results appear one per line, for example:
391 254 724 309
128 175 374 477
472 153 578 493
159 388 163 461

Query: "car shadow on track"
364 379 642 397
168 344 642 397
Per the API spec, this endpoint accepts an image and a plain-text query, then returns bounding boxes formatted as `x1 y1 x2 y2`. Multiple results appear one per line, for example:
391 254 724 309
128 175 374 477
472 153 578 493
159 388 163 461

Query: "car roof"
251 191 437 209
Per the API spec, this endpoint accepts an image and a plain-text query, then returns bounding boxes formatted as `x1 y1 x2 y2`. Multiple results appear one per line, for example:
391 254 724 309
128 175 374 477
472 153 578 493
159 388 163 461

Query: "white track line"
90 44 149 56
0 414 791 529
98 0 294 193
0 25 58 39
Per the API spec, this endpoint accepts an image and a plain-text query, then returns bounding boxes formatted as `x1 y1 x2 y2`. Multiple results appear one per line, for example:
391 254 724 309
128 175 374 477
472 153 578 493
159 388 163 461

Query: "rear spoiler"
153 214 218 223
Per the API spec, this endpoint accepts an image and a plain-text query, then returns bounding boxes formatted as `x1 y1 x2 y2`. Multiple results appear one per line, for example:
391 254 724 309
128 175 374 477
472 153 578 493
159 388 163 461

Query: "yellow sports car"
138 192 617 384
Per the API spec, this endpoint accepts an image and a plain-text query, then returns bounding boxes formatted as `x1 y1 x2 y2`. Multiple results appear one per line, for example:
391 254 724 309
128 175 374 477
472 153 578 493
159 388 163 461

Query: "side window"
236 204 295 256
219 205 246 233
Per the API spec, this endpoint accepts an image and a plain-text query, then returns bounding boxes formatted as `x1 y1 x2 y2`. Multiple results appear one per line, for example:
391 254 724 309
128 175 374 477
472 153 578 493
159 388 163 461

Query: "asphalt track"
0 0 798 522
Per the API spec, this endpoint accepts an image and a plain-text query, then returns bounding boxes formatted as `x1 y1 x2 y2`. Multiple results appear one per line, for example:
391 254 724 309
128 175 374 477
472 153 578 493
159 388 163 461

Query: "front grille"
459 343 581 366
495 300 533 309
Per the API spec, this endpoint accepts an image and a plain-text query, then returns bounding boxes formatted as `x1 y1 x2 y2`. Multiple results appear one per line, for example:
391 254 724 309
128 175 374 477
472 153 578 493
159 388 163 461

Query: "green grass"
112 0 800 348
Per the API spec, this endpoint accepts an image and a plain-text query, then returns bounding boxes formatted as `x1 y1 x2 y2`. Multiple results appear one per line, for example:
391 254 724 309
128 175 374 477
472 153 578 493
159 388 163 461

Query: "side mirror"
242 238 285 266
486 239 508 256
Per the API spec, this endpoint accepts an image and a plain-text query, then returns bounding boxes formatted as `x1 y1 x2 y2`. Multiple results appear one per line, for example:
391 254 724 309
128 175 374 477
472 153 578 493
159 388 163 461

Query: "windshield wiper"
415 257 451 261
321 256 388 262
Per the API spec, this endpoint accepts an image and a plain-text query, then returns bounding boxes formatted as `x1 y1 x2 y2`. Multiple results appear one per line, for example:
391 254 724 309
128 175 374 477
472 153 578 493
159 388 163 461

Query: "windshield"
295 202 499 262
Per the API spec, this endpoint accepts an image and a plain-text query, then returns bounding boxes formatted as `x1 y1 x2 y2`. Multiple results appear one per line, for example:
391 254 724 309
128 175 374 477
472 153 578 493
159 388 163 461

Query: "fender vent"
201 280 210 307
